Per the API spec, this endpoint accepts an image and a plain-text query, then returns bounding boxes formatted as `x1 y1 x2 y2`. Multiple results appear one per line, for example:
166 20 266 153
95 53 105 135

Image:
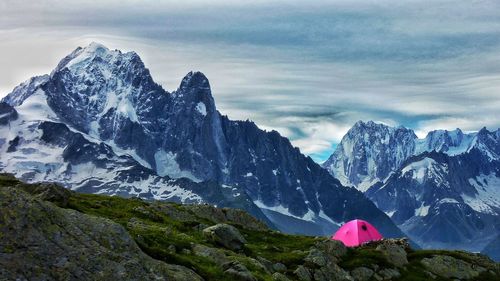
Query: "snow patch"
414 204 430 216
154 150 200 182
254 200 317 222
463 174 500 214
195 102 207 116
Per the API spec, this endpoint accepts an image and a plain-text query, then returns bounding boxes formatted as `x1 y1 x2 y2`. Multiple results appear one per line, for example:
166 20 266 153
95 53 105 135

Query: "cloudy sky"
1 0 500 162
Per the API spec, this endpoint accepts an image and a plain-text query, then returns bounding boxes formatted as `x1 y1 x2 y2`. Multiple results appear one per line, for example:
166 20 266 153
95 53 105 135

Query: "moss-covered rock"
203 223 247 251
0 185 202 281
421 255 486 279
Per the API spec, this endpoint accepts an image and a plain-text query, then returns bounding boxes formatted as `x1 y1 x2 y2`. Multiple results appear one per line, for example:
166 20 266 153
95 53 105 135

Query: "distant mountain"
323 121 500 253
482 235 500 262
0 43 406 239
322 121 478 192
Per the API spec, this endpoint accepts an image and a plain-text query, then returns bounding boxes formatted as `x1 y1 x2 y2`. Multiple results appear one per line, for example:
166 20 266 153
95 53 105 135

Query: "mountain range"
0 43 406 240
323 121 500 252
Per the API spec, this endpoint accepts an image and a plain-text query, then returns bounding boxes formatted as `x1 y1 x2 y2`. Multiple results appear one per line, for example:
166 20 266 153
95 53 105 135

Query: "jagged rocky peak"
179 71 210 91
323 120 417 191
1 75 49 106
53 42 142 73
323 120 500 190
175 71 216 117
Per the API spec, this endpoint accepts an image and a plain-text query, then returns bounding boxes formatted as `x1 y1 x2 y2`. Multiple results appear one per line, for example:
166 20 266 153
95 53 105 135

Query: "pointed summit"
179 71 210 91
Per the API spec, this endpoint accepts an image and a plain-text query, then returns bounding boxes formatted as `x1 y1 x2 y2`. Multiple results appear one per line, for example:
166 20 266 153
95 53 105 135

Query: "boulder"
378 268 401 280
247 258 271 273
350 267 374 281
305 249 328 267
273 262 287 273
375 240 408 268
313 264 353 281
421 255 487 279
191 243 229 266
203 223 247 251
314 239 347 259
257 256 275 273
222 261 257 281
294 265 312 281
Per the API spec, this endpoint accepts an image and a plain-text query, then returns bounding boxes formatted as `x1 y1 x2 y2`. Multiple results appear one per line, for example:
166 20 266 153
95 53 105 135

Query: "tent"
331 219 383 247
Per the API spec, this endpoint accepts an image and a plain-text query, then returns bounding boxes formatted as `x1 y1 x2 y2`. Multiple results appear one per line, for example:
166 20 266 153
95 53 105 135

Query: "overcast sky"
1 0 500 162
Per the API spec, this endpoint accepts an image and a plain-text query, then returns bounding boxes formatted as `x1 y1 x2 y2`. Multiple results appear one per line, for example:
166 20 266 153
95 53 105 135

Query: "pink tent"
331 219 383 247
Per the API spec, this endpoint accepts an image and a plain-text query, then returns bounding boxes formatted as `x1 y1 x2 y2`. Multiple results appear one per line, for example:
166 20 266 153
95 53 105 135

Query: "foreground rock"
0 184 203 281
203 223 247 251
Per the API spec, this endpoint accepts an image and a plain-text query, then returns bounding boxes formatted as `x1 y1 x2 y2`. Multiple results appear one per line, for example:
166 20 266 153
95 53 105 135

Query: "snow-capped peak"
2 75 49 106
324 120 499 191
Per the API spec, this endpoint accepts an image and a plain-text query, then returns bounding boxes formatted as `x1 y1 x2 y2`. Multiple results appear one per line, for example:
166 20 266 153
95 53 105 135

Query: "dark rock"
6 136 20 152
17 182 72 207
187 205 269 231
0 102 18 125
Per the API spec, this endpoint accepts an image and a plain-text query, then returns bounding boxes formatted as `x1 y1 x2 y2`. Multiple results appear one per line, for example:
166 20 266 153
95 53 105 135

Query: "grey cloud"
1 1 500 162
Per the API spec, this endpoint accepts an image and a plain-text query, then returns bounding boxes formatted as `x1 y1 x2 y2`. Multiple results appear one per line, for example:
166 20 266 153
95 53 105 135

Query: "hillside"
1 174 498 281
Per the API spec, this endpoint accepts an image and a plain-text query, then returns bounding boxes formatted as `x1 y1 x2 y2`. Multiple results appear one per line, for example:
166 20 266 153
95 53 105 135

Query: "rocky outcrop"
0 102 17 125
203 223 247 251
191 243 229 266
350 267 374 281
0 184 202 281
374 239 409 268
186 204 269 231
421 255 487 279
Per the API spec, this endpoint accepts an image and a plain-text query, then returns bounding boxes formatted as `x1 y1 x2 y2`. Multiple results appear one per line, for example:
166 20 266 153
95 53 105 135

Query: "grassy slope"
0 174 498 281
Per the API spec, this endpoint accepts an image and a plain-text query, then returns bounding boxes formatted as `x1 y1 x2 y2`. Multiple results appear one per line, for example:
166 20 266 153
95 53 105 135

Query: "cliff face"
1 174 498 281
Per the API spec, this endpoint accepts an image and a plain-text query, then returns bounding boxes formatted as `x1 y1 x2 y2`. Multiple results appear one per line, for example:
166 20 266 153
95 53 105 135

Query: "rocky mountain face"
482 235 500 262
323 121 500 253
0 43 404 238
322 121 480 191
323 121 418 192
2 175 498 281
